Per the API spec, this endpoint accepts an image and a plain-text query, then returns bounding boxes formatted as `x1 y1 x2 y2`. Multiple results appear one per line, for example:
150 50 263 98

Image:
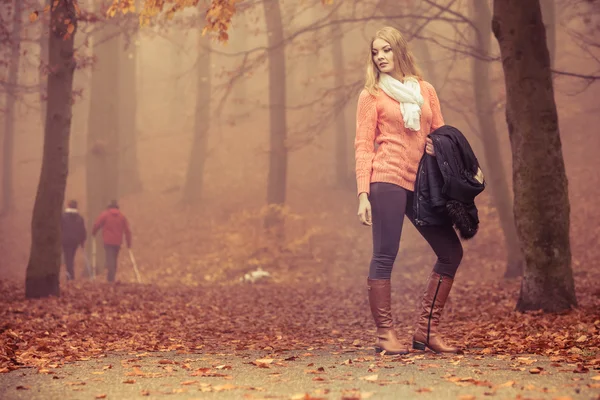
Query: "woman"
355 27 462 354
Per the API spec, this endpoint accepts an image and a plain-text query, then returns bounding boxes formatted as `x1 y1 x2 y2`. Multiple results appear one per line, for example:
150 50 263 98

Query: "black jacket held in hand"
413 125 485 239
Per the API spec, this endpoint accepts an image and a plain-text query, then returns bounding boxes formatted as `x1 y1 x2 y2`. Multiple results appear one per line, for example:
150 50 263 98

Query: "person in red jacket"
92 200 132 282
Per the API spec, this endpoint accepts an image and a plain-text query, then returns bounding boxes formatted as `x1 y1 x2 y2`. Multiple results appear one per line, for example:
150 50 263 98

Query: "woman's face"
372 38 394 74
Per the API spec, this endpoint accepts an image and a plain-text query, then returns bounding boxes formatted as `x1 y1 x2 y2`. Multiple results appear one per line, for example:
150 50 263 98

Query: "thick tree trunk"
25 0 77 298
472 0 525 278
86 11 120 273
492 0 577 312
1 0 22 215
182 31 211 203
118 23 143 195
264 0 288 229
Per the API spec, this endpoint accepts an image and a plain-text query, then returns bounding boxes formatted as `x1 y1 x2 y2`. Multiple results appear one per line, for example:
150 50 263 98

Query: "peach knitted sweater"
354 80 444 195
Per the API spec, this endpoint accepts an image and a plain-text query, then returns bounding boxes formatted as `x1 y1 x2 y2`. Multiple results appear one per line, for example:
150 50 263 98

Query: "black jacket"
413 125 485 239
61 209 87 247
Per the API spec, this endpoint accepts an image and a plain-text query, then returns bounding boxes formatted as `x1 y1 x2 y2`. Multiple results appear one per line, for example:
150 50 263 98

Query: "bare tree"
183 28 211 203
86 10 120 272
264 0 288 229
331 8 351 188
471 0 525 278
118 14 143 195
492 0 577 312
38 0 49 125
25 0 78 298
1 0 22 215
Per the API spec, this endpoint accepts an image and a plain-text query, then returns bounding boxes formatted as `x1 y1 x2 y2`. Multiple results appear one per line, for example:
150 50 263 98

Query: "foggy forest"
0 0 599 399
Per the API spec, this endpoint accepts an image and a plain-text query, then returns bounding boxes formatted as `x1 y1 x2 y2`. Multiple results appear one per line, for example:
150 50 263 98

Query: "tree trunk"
1 0 22 215
492 0 577 312
25 0 77 298
472 0 525 278
264 0 288 229
182 30 211 203
86 11 120 273
168 28 186 130
68 30 89 173
540 0 556 67
39 0 49 126
118 19 143 195
332 12 350 189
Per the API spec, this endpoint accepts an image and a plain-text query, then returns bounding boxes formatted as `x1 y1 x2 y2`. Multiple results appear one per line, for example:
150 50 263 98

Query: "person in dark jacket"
92 200 132 282
354 26 483 355
413 125 485 239
61 200 87 280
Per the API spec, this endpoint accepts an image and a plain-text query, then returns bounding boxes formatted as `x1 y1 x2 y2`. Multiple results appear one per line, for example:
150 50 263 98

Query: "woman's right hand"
357 193 372 226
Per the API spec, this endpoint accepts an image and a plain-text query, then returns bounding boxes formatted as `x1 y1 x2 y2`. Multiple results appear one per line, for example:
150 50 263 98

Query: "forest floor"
0 273 599 400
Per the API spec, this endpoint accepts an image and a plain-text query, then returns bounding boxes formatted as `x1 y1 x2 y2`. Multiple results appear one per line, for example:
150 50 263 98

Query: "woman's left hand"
425 137 435 156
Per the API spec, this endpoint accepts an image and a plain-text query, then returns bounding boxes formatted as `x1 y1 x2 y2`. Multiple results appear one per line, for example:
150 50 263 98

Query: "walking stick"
91 239 97 280
128 249 142 283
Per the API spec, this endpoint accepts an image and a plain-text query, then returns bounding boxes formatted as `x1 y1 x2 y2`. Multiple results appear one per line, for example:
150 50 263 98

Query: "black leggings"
368 182 463 280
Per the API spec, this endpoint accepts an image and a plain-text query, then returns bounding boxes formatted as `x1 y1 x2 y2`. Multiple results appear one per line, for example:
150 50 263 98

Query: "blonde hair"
365 27 423 95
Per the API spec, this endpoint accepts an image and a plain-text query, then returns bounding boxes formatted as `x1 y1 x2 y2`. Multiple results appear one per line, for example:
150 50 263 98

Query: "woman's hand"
425 137 435 156
357 193 372 226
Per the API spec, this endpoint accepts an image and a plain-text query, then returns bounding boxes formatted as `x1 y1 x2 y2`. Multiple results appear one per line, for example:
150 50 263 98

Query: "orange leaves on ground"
190 367 232 379
0 269 599 375
251 358 274 367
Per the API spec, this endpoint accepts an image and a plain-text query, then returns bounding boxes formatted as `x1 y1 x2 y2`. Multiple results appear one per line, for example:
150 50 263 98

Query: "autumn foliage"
1 264 599 374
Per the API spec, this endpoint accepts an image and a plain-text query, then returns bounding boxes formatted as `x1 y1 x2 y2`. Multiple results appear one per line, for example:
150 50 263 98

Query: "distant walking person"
92 200 132 282
61 200 87 280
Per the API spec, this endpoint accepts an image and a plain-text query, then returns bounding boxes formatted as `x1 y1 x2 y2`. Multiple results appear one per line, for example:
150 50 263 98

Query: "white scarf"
378 73 424 131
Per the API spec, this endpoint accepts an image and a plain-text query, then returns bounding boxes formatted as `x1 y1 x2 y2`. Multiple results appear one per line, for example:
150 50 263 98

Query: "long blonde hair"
365 27 423 95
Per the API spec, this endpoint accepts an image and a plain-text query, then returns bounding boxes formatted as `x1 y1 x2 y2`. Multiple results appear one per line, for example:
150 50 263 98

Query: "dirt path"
1 349 599 399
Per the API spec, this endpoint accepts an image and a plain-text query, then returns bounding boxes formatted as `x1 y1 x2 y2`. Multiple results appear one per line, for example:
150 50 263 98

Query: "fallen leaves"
0 266 599 379
574 364 590 373
252 358 274 367
190 367 232 379
415 387 432 393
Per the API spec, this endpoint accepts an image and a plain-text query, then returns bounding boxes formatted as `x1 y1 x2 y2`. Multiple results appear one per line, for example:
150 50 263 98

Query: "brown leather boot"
367 278 409 355
412 271 459 353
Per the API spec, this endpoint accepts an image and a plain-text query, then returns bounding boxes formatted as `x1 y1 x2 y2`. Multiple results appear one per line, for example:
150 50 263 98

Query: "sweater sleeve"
428 83 445 132
354 90 378 195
